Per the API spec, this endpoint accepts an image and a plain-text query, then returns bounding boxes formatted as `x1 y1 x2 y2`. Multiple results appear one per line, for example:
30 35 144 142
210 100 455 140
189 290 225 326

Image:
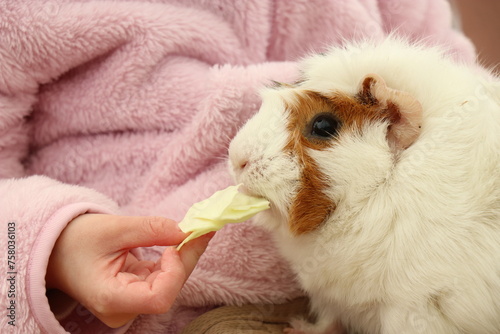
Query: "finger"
178 232 215 277
92 248 187 315
96 215 187 251
124 259 156 280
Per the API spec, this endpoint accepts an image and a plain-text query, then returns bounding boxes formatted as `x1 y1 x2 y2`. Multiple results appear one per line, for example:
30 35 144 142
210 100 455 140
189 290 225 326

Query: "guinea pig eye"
309 113 341 139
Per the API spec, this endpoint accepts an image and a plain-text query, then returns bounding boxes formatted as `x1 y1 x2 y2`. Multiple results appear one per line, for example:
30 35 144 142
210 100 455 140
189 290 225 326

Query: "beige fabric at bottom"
181 297 309 334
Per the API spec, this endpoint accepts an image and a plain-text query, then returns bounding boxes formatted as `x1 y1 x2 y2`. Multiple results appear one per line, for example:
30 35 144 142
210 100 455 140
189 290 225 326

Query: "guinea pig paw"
284 318 311 334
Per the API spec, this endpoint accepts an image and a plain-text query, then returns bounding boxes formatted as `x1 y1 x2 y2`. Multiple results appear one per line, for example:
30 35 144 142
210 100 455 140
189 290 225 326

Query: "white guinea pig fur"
228 38 500 334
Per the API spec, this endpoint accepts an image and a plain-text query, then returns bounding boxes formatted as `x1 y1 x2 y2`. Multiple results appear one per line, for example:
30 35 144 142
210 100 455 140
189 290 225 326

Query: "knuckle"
142 216 167 238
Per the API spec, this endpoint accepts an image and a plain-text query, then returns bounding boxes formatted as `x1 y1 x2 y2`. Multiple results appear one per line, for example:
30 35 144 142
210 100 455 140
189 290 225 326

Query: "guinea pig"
228 37 500 334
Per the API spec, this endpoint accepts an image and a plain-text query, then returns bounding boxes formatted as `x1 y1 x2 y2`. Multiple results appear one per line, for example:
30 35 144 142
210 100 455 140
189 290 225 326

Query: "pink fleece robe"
0 0 474 333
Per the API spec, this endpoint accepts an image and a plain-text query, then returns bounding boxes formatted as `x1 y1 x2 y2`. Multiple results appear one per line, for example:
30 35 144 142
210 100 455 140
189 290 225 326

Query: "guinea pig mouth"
239 184 262 197
239 184 272 204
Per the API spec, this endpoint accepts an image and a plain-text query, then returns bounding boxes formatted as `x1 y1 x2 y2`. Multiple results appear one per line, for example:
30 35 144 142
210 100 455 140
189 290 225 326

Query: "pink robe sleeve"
0 4 127 332
0 176 123 333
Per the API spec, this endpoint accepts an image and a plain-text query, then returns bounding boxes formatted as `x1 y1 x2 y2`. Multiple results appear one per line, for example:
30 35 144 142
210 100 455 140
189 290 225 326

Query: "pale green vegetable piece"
176 184 270 250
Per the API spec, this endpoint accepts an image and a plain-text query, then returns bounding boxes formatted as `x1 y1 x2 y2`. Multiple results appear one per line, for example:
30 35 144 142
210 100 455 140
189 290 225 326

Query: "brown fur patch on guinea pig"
283 87 398 235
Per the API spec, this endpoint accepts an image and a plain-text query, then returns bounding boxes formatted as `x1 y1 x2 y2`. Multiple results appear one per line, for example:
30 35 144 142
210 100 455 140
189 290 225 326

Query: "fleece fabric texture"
0 1 474 333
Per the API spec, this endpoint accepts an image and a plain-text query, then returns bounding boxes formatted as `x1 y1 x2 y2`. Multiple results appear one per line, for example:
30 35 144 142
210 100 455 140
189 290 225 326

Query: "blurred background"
451 0 500 73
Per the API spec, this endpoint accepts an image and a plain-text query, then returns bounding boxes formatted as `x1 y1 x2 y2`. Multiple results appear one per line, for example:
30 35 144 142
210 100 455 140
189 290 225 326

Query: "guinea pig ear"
358 74 423 152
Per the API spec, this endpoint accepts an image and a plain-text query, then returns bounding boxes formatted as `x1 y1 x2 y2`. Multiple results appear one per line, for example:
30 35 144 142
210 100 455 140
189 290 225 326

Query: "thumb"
91 215 187 251
178 232 215 277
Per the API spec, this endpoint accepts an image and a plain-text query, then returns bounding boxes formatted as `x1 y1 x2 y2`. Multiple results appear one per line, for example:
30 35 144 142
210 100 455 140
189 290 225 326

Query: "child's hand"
46 214 213 328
